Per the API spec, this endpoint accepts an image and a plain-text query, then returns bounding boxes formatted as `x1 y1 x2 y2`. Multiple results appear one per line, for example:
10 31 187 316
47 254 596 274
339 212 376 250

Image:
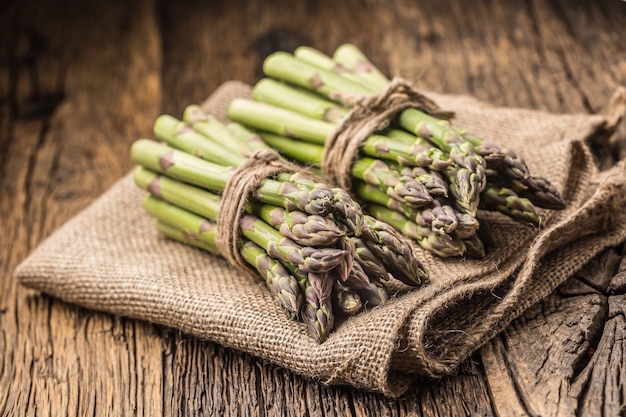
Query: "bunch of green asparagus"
130 107 428 343
226 44 566 258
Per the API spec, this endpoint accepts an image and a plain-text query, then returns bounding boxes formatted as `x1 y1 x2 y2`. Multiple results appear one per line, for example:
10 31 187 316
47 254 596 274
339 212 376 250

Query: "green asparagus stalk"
154 114 247 167
384 129 451 171
351 237 389 282
306 272 334 303
481 184 541 227
353 157 432 208
241 241 304 320
143 196 219 253
354 181 415 218
239 214 348 275
399 166 449 198
263 51 373 100
253 78 348 123
342 262 388 307
463 132 564 210
516 176 567 210
251 203 344 247
366 204 466 257
181 105 256 156
332 44 390 91
299 272 334 343
361 215 429 285
294 46 376 90
154 220 217 253
458 233 486 259
134 166 221 220
453 211 480 238
331 187 365 237
443 158 485 216
226 122 271 152
143 198 304 320
130 139 335 216
228 98 333 145
231 96 447 169
416 203 459 235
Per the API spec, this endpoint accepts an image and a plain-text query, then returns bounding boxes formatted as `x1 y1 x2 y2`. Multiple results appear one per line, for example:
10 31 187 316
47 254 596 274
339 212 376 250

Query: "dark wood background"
1 0 625 415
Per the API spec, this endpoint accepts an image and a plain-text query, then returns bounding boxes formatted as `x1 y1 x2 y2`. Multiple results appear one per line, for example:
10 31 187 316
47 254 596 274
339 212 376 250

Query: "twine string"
322 77 454 190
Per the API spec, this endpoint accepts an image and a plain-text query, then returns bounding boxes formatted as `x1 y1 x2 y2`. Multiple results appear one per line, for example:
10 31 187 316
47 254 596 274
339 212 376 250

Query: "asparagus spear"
332 44 390 91
182 105 256 156
353 181 415 218
239 214 348 275
230 97 446 169
340 261 388 307
251 203 344 247
143 197 304 321
253 78 348 123
153 114 247 167
361 215 430 285
294 46 375 90
351 237 389 282
514 176 566 210
257 130 432 208
330 187 365 237
241 241 304 320
143 196 219 253
353 157 432 208
399 166 449 198
366 204 466 257
154 220 217 253
130 139 335 216
226 122 270 152
481 184 541 227
134 166 221 220
263 51 373 100
458 233 486 259
299 272 334 343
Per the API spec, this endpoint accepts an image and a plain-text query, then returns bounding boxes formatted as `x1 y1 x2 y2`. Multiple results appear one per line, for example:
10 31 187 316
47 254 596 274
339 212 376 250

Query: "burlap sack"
16 81 626 397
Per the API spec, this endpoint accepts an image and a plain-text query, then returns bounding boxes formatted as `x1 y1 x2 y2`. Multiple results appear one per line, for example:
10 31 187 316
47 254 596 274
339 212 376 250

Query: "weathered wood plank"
482 248 625 417
0 0 162 416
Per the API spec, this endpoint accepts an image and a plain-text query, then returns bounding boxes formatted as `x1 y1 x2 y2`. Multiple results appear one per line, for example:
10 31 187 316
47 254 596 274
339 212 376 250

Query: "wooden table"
2 0 625 415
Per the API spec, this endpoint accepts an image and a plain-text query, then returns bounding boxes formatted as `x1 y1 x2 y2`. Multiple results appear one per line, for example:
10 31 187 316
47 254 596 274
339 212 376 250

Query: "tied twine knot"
216 149 322 273
322 77 454 190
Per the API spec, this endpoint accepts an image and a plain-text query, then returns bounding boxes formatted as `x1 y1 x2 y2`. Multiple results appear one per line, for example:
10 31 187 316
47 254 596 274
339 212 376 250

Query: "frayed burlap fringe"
15 81 626 397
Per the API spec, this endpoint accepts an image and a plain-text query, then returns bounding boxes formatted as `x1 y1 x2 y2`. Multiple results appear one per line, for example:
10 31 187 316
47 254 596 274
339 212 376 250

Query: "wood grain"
1 0 625 415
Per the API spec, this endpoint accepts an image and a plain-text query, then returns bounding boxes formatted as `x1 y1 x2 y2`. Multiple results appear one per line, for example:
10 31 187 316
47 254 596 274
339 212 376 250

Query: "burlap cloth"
15 81 626 397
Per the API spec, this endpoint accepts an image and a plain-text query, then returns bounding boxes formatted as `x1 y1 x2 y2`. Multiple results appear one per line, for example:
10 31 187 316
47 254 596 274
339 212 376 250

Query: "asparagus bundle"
130 109 428 343
226 45 566 258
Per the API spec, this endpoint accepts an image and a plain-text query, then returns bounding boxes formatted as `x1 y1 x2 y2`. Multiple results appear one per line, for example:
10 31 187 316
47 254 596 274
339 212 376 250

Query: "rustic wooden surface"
1 0 625 415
